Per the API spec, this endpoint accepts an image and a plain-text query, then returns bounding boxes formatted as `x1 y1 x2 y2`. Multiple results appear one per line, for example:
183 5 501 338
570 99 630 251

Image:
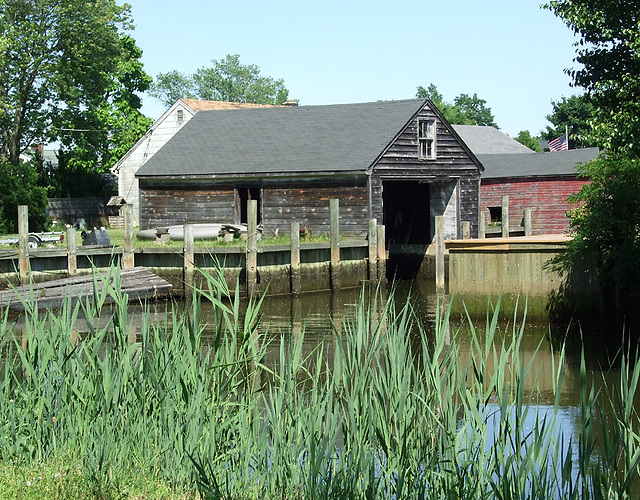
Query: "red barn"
477 148 600 235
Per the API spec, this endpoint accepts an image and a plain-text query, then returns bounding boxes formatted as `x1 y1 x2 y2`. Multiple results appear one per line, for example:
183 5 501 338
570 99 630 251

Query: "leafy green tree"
542 95 597 150
416 84 498 127
0 0 149 166
514 130 542 152
0 161 48 233
545 0 640 330
150 54 290 108
544 0 640 157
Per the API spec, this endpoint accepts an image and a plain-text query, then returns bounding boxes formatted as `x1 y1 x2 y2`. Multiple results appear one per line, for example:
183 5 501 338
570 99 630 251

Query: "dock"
0 267 173 312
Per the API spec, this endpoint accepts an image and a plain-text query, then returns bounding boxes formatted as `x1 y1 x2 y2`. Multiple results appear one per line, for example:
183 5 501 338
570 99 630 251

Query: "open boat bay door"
382 180 459 278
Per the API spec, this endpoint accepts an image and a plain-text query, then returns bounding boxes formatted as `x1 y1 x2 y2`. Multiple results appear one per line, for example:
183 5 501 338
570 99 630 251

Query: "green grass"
0 265 639 498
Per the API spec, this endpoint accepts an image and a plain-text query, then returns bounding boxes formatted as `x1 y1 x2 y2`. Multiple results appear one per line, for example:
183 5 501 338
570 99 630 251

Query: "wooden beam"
435 215 445 294
67 226 77 275
290 221 301 295
18 205 28 285
501 195 509 238
368 218 378 282
247 199 258 296
330 199 340 291
122 203 135 269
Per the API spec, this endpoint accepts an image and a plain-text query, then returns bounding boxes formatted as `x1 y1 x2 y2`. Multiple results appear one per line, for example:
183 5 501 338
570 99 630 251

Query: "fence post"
435 215 445 294
368 218 378 282
479 211 486 239
122 203 135 269
524 207 532 236
184 223 194 297
290 221 301 295
377 224 386 284
67 226 77 275
247 200 258 297
330 199 340 291
501 195 509 238
462 221 471 240
18 205 29 285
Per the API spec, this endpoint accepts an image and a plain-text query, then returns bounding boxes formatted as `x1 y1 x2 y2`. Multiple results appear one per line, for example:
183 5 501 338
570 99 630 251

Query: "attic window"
418 119 436 159
177 109 184 123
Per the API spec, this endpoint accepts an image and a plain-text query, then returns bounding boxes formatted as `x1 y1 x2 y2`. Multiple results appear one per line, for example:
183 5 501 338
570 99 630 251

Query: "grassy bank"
0 266 639 499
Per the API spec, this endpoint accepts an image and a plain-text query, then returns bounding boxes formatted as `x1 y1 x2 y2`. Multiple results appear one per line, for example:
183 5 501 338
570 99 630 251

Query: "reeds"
0 266 638 499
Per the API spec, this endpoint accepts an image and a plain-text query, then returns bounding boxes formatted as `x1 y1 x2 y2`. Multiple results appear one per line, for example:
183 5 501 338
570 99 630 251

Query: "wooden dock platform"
0 267 173 312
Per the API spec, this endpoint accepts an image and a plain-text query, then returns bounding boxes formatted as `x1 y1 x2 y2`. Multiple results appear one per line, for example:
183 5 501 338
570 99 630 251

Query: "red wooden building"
476 148 600 235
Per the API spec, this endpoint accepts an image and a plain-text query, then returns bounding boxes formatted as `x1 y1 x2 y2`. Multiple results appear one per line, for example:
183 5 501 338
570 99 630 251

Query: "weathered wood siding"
262 184 368 236
370 106 481 240
139 186 236 229
481 176 588 235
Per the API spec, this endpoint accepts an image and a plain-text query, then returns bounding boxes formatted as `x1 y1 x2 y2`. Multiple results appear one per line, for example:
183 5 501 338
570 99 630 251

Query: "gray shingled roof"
136 99 428 178
478 147 600 179
452 125 534 154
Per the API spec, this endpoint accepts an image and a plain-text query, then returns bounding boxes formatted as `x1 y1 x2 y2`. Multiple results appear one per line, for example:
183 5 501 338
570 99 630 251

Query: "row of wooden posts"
17 201 389 296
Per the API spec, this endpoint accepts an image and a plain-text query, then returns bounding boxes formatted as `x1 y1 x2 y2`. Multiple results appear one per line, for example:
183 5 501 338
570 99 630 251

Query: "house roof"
136 99 432 178
180 98 277 111
451 125 534 154
478 147 600 179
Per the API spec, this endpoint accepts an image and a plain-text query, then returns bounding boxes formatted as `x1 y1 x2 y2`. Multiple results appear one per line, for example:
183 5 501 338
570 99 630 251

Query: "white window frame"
418 119 436 159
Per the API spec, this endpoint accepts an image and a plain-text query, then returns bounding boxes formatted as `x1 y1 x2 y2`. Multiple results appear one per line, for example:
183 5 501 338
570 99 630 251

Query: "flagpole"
566 124 569 149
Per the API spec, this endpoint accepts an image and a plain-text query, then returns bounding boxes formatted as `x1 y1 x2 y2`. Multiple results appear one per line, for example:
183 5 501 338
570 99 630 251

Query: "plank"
0 267 172 312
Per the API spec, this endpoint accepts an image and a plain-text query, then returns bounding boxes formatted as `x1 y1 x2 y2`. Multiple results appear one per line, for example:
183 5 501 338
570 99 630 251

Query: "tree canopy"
544 0 640 157
416 84 498 128
0 0 152 214
149 54 290 108
542 95 597 150
514 130 542 152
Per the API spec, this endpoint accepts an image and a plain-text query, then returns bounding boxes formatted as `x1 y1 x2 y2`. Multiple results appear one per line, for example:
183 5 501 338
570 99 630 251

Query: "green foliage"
563 154 640 296
416 83 498 127
514 130 542 152
543 95 598 149
149 54 290 107
0 0 152 197
0 161 47 233
544 0 640 157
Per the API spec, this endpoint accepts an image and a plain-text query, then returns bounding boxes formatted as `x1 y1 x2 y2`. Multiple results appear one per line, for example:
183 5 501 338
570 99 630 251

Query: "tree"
544 0 640 157
545 0 640 331
0 161 48 233
149 54 290 108
514 130 542 152
0 0 152 217
542 95 597 150
416 84 498 127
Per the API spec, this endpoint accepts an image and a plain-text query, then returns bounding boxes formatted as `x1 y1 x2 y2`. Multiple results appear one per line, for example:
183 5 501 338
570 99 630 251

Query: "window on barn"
177 109 184 125
418 119 436 159
488 206 502 225
237 187 262 225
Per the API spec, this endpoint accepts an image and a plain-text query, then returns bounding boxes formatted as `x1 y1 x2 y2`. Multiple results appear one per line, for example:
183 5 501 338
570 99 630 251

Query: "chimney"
283 100 299 106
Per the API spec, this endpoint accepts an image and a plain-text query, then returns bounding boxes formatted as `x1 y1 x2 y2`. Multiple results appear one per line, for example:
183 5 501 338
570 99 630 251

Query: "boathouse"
135 99 483 266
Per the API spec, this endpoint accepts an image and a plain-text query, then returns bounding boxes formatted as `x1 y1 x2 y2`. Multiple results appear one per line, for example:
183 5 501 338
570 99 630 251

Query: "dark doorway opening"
383 181 431 279
238 187 261 224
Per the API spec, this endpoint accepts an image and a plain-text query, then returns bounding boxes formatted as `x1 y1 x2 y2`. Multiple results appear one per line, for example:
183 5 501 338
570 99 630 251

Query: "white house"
112 98 277 226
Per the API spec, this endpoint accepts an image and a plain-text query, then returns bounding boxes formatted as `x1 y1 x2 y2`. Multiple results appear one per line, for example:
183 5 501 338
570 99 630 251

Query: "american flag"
548 134 569 151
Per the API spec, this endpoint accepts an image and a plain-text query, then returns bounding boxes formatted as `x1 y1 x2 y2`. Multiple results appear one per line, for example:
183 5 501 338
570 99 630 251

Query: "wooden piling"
122 203 135 269
184 223 194 296
479 211 486 239
377 224 386 284
524 207 532 236
290 221 301 295
247 199 258 296
368 218 378 282
330 199 340 291
18 205 28 285
501 195 509 238
67 226 77 275
435 215 445 294
462 221 471 240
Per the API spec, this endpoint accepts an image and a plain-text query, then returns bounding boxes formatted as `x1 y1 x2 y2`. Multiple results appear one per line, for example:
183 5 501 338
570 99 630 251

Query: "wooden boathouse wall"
370 106 481 240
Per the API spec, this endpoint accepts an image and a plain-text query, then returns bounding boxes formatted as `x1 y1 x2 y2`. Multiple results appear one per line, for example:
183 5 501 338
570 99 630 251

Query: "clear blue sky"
127 0 579 137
